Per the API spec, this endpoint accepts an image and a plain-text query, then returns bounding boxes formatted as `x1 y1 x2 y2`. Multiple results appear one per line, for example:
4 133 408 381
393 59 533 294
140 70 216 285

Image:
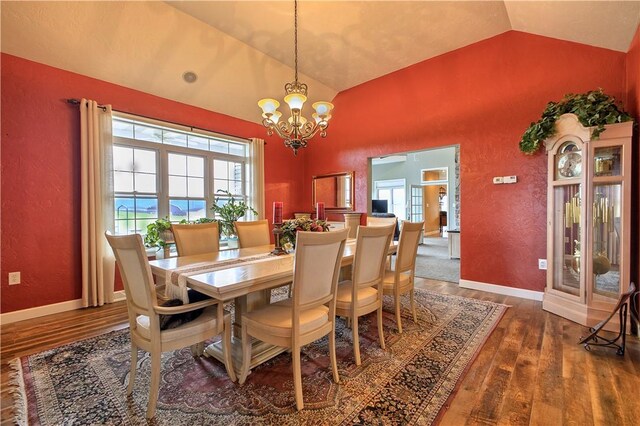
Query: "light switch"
493 177 504 184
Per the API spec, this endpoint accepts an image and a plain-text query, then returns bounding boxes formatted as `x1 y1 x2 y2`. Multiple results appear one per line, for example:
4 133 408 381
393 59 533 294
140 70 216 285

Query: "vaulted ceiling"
2 1 639 124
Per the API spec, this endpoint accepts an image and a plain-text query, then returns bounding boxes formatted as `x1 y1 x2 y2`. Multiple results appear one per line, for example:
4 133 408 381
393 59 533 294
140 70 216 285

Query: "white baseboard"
459 279 544 301
1 291 127 325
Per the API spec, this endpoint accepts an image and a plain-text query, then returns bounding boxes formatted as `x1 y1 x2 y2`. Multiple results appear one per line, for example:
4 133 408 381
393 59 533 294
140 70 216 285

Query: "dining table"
148 239 397 376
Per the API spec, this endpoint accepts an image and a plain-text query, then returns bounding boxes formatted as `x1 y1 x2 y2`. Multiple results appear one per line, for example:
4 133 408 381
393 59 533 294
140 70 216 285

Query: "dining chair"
382 220 424 333
235 219 271 248
335 224 394 365
367 215 399 267
172 222 220 256
105 233 235 419
238 228 349 411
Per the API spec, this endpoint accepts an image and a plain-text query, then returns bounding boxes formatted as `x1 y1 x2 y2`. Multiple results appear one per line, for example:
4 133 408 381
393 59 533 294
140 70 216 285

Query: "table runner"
165 252 287 302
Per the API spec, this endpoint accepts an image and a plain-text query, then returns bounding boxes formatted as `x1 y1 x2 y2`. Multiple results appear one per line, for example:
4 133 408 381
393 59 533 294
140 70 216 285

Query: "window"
373 179 406 220
112 114 250 238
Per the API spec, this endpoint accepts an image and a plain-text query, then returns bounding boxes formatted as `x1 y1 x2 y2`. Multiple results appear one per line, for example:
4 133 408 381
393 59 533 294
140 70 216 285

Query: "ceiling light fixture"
257 0 334 155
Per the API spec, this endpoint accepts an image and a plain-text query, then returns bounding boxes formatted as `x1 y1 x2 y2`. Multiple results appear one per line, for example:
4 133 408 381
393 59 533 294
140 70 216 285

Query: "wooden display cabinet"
543 114 633 332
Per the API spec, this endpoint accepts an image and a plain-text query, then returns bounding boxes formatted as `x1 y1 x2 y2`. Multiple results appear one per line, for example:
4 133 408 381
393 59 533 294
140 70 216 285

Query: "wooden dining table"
148 240 397 375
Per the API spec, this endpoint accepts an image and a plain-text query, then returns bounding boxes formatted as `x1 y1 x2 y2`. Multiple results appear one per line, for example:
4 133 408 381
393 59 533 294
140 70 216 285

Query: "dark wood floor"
2 279 639 425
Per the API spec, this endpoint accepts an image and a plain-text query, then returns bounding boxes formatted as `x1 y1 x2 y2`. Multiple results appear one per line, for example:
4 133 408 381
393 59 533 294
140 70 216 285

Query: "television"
371 199 388 214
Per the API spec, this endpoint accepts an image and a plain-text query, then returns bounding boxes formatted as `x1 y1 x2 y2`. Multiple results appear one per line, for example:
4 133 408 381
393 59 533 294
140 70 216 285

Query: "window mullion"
159 149 169 220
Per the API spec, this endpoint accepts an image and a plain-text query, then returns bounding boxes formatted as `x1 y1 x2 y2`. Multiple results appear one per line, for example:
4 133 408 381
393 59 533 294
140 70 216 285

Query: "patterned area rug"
10 289 505 425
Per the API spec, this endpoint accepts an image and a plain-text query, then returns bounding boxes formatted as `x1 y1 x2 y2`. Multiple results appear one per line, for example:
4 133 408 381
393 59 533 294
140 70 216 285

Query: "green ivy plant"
144 217 173 249
519 89 632 155
210 190 258 238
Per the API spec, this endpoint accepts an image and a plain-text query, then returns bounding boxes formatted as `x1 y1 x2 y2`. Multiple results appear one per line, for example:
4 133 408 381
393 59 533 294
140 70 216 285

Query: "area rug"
415 237 460 283
9 289 505 425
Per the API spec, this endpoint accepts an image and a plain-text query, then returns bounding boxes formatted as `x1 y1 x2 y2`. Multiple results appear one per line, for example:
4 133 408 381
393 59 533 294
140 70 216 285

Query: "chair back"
172 222 220 256
235 219 271 248
292 229 349 309
367 216 397 227
395 221 424 273
105 233 156 321
352 224 395 290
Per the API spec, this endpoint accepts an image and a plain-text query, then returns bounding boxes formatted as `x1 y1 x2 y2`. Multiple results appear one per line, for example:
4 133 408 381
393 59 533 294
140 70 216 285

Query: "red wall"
304 31 628 292
1 54 306 313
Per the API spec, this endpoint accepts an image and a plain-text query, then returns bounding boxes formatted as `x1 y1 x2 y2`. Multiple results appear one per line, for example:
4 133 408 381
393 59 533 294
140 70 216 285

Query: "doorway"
369 146 460 283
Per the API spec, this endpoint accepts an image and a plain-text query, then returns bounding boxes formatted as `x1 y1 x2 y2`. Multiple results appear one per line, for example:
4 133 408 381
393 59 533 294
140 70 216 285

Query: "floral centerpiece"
279 218 330 251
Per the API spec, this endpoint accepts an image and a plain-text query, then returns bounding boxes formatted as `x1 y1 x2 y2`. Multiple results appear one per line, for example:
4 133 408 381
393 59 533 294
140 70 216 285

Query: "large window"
112 114 250 236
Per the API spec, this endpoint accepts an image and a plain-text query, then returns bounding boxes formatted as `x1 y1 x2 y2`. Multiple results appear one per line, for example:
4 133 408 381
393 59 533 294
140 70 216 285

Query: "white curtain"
249 138 266 220
80 99 115 307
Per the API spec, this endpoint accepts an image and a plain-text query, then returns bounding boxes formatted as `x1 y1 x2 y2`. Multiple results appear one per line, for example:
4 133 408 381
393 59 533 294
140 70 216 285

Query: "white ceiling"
2 1 639 124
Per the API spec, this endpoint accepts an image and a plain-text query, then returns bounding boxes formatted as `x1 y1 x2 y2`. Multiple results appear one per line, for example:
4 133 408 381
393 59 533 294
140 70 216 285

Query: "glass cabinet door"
592 183 621 297
552 184 581 296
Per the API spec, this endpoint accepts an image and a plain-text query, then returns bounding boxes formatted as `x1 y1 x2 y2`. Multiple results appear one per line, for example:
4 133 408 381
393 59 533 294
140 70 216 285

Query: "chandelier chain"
294 0 298 83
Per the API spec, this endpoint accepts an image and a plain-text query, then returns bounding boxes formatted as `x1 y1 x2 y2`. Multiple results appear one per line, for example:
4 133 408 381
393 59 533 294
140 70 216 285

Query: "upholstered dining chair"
172 222 219 256
335 224 395 365
235 219 271 248
382 220 424 333
238 228 349 411
105 233 235 419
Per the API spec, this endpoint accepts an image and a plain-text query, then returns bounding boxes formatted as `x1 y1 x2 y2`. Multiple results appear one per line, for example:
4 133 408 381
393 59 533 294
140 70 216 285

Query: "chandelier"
257 0 334 155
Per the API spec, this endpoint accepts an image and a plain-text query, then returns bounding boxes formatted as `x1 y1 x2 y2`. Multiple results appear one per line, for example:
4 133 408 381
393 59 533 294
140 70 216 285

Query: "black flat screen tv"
371 199 388 214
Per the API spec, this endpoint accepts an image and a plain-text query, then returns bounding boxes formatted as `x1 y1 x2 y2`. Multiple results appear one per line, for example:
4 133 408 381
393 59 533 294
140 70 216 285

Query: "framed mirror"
312 171 354 211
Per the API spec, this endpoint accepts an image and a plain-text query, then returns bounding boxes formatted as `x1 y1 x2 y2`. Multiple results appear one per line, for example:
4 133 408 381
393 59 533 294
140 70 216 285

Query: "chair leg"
329 325 340 383
292 346 304 411
352 315 361 366
146 349 161 419
377 304 386 350
238 322 251 385
410 288 418 323
395 295 403 334
127 343 138 396
222 315 237 382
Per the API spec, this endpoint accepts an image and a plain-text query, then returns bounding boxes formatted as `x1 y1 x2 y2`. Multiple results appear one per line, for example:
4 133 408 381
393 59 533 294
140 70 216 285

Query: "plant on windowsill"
210 190 258 245
144 217 173 250
519 89 632 155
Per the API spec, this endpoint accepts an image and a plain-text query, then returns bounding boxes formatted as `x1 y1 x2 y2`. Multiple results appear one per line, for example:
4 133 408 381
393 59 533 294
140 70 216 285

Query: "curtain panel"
249 138 266 220
80 99 115 307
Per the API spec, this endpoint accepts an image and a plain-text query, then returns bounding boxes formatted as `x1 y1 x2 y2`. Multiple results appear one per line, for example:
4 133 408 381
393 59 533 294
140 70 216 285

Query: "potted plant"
519 89 632 155
210 190 258 247
144 217 173 250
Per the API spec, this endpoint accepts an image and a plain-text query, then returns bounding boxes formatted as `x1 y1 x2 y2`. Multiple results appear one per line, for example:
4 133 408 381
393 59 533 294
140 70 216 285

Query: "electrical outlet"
493 177 503 184
8 272 21 285
538 259 547 270
503 175 518 184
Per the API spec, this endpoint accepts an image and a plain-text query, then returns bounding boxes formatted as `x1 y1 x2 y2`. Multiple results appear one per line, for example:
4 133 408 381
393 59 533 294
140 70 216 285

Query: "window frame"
112 113 250 237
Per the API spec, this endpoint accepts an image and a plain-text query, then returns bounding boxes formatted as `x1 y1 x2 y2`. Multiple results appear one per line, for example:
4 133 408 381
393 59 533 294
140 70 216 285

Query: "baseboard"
1 299 85 324
1 291 127 324
459 279 544 301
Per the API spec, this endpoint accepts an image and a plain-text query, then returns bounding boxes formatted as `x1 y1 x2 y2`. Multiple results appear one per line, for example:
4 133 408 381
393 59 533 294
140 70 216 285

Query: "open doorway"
369 146 460 283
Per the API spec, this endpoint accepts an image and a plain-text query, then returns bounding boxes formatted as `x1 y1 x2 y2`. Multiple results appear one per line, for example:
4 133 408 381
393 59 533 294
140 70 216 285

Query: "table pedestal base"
204 336 287 376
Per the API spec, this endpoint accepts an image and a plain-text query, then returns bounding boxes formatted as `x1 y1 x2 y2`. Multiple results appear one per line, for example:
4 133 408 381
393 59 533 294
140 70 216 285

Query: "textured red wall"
625 25 640 286
1 54 306 313
304 31 627 292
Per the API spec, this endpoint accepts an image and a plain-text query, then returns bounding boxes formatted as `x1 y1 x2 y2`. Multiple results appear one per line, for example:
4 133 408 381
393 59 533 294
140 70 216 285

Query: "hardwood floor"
2 279 638 425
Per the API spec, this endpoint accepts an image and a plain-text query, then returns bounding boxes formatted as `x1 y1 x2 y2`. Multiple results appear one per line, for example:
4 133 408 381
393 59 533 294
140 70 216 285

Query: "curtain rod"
65 98 256 144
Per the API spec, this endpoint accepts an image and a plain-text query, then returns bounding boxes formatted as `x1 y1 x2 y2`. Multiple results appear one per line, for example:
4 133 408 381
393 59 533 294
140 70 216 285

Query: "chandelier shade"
257 0 334 155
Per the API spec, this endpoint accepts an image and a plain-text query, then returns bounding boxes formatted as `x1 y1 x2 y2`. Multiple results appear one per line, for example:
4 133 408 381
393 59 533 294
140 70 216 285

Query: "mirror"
312 171 354 211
